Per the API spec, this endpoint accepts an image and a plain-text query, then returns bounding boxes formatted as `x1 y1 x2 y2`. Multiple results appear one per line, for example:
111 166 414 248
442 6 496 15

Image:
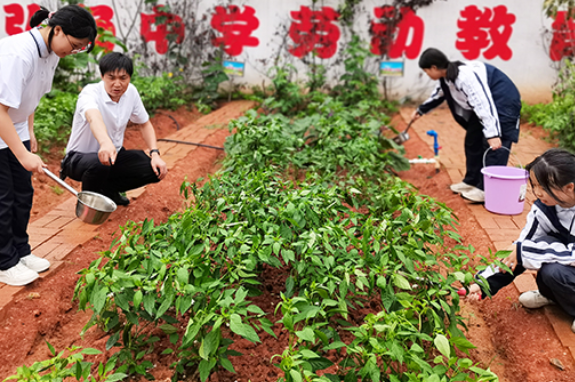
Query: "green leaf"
81 348 103 355
295 327 315 342
46 341 56 356
289 369 303 382
143 292 155 316
393 274 411 290
434 334 450 358
106 332 120 351
451 336 477 353
220 357 235 373
133 290 143 309
198 358 216 382
104 373 128 382
92 286 109 314
177 267 189 285
229 314 260 343
299 349 320 358
156 291 175 319
323 341 346 350
200 329 221 359
160 324 178 335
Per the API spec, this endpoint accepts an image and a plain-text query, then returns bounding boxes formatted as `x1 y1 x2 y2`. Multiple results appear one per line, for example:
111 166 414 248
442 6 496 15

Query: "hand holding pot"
20 151 45 173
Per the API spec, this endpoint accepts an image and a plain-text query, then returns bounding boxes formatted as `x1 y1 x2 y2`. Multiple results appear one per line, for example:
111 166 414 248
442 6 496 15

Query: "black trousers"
63 147 160 196
462 115 513 190
0 141 33 270
479 235 575 317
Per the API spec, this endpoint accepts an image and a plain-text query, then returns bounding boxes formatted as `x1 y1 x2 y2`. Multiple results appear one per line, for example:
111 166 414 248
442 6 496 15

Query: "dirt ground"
0 106 572 382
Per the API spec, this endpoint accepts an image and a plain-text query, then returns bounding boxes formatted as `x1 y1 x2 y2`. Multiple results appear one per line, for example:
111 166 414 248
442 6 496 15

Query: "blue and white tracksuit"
477 200 575 317
417 62 521 190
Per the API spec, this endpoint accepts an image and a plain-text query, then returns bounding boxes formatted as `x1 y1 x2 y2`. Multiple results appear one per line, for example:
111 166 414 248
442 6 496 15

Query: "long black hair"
526 148 575 204
29 5 97 53
418 48 464 82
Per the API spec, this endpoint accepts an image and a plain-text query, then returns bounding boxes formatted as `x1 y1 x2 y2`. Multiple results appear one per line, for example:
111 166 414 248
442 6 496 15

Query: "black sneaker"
107 192 130 206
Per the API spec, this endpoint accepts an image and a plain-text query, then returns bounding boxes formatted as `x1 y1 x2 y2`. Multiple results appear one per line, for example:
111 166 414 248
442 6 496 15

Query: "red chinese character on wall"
4 3 41 35
211 5 259 56
140 5 185 55
370 6 424 59
288 6 340 59
549 11 575 61
456 5 516 61
90 5 116 51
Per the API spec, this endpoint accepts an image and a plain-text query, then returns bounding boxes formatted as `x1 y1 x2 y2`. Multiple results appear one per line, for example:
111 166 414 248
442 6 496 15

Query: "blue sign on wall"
223 60 246 76
380 61 404 77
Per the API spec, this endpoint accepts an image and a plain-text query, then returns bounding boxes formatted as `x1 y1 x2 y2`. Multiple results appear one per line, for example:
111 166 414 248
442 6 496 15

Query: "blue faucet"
426 130 440 156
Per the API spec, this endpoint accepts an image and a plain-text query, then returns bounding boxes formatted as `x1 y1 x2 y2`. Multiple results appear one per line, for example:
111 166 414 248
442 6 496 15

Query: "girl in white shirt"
0 5 96 286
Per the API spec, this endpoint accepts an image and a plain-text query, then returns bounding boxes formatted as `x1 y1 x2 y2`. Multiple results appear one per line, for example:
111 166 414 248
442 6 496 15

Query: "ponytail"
445 61 464 82
419 47 464 82
29 6 50 28
29 5 97 53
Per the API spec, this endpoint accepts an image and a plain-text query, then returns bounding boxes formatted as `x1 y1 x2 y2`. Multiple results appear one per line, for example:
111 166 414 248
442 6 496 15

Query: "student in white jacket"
412 48 521 203
464 149 575 332
0 6 96 286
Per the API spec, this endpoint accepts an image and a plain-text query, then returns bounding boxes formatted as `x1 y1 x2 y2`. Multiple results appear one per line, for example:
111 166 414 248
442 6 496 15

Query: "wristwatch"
150 149 160 156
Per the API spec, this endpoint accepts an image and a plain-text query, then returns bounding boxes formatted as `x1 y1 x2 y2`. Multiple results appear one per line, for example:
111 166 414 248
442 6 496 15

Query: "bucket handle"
482 146 523 169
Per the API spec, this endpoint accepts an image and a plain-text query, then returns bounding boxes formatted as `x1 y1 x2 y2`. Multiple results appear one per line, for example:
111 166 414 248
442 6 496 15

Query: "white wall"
0 0 557 103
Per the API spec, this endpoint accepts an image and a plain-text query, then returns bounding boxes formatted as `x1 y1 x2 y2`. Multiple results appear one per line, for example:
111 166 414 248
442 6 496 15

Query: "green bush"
522 59 575 150
34 90 78 152
131 71 190 111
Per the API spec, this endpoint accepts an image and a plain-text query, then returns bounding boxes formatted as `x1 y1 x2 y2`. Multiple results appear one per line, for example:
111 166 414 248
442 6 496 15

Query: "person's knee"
539 263 569 286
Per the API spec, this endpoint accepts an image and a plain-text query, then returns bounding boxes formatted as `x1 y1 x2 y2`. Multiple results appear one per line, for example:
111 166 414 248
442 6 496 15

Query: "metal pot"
42 168 117 225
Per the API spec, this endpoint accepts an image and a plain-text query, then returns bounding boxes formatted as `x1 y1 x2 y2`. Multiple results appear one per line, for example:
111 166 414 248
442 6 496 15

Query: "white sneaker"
20 254 50 273
450 182 475 194
461 187 485 203
572 320 575 333
0 262 39 286
519 290 554 309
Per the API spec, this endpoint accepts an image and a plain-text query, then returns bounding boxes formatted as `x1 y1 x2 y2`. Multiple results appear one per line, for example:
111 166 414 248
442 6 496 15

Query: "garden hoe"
392 118 415 145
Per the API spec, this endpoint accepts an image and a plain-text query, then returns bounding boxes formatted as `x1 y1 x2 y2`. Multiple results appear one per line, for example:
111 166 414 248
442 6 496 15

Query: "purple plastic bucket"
481 165 529 215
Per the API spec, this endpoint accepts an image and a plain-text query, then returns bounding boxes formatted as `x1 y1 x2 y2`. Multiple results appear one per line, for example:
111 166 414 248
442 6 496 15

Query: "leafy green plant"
131 71 190 111
332 35 380 106
34 90 78 152
264 65 306 114
191 57 230 108
224 95 407 177
3 342 126 382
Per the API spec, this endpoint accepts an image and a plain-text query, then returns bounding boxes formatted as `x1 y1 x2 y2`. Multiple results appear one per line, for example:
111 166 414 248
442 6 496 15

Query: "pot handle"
482 146 523 169
42 168 79 197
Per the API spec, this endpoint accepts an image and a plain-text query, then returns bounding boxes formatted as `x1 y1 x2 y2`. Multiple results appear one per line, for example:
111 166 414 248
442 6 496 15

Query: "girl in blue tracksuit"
465 148 575 331
412 48 522 203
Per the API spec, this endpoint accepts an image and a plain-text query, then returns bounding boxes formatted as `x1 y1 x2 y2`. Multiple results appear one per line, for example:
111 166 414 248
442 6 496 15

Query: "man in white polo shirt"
61 52 167 206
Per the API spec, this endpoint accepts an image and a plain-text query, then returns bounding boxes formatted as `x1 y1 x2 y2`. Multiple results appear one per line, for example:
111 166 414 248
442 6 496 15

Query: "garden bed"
0 106 572 382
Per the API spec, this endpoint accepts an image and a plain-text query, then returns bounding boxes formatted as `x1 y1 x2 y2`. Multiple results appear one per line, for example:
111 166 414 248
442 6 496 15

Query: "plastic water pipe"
426 130 441 172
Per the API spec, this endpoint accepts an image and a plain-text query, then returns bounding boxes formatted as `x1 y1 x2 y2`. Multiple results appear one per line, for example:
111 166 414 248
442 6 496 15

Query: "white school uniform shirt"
418 61 501 139
66 81 149 154
0 27 59 150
